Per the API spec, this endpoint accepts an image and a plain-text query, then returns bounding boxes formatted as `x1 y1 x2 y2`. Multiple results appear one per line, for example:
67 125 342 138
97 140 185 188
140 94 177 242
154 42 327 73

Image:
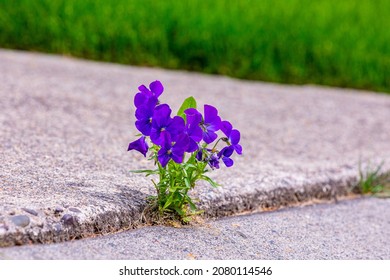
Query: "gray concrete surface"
1 49 390 246
1 197 389 259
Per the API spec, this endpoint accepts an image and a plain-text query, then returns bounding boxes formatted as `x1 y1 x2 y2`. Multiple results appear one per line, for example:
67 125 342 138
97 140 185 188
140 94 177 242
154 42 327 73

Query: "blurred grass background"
0 0 389 92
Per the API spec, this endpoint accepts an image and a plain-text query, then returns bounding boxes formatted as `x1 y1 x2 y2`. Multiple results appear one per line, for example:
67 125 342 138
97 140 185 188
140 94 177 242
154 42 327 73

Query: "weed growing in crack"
356 162 390 197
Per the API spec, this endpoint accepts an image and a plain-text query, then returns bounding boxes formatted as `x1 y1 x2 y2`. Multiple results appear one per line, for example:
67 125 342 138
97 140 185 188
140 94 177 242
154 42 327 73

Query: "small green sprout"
356 162 390 197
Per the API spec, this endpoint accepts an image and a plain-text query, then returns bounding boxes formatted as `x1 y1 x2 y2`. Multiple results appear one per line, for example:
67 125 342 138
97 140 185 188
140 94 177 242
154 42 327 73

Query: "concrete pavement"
1 49 390 247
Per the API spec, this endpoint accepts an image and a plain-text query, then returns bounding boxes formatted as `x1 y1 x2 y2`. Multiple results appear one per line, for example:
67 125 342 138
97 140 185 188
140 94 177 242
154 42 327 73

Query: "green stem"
211 137 228 152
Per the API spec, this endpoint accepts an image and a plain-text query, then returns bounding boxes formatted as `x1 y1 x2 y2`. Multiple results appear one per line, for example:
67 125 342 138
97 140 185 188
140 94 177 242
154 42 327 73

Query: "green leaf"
201 175 220 188
177 96 197 121
169 185 176 192
184 177 191 189
163 195 174 209
184 163 196 170
130 169 159 177
188 200 197 211
130 169 158 174
173 206 185 217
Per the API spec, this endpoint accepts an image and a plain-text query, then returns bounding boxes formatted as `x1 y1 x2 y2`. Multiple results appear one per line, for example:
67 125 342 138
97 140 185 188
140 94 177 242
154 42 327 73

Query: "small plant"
356 162 390 197
127 80 242 222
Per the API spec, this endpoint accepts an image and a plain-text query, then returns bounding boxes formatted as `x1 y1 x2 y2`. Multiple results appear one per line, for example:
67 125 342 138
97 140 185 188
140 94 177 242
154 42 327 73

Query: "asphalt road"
1 197 389 260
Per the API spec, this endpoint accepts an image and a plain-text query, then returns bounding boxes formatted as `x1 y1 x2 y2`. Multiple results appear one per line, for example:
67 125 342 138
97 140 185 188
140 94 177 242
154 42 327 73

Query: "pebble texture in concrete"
1 49 390 246
1 198 389 259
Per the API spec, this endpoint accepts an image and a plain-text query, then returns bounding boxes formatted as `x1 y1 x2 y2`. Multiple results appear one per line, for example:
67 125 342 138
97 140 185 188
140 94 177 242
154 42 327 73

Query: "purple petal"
185 108 198 114
134 92 148 108
138 84 150 94
196 149 203 161
135 96 157 119
187 124 203 142
222 157 234 167
221 120 232 137
185 108 202 125
173 134 189 152
171 153 184 164
127 136 148 157
234 144 243 155
207 117 221 132
224 146 234 157
203 130 218 144
135 107 152 120
157 150 171 167
167 116 185 141
229 129 240 145
150 128 159 145
204 105 221 131
149 80 164 97
171 135 188 163
146 95 158 108
162 131 173 149
208 154 220 169
152 130 172 148
218 146 234 158
186 138 199 153
152 104 172 128
204 105 218 123
135 119 152 136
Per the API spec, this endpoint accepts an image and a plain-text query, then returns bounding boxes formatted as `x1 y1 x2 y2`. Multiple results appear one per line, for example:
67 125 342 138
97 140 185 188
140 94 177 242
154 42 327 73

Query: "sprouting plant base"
139 196 205 226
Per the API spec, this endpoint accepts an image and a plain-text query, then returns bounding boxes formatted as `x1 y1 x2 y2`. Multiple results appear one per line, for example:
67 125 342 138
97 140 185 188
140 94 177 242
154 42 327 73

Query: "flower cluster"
128 80 242 169
127 80 242 220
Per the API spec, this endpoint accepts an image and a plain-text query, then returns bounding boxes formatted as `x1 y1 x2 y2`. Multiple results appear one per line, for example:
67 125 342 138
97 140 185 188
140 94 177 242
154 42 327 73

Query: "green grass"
1 0 390 92
356 163 390 197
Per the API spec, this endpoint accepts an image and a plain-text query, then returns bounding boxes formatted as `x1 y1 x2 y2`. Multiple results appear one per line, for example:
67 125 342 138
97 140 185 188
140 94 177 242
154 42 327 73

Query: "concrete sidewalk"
1 49 390 247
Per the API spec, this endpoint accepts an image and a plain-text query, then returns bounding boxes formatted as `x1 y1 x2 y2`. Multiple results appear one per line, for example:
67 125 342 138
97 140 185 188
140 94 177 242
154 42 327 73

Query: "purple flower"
207 153 220 169
195 148 220 169
218 146 234 167
220 121 242 155
184 108 203 152
201 104 221 144
127 136 149 157
158 131 189 167
134 80 164 108
196 148 204 161
150 104 185 145
135 96 158 136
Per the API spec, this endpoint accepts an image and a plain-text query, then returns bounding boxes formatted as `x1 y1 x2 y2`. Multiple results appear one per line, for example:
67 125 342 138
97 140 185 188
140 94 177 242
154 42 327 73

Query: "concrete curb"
0 174 357 247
